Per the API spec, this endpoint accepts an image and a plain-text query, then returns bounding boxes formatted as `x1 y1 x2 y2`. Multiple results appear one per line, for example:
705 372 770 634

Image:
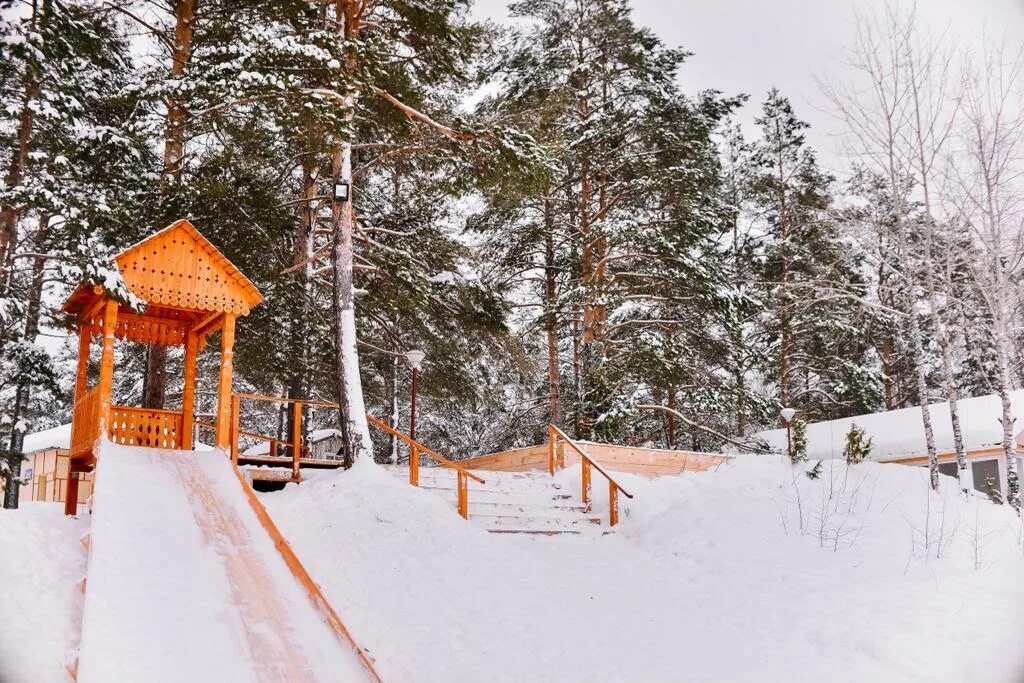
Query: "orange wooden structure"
63 219 263 515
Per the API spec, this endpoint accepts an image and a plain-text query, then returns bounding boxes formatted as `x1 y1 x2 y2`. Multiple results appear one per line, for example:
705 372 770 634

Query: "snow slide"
75 442 376 683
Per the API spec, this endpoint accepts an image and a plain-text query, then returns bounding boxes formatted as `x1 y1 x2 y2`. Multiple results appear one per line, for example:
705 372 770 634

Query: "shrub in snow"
790 418 808 464
806 460 823 480
842 423 872 464
985 477 1003 505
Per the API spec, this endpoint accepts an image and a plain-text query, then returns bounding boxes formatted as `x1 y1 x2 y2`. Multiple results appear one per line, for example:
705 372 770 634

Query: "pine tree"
842 423 872 464
749 91 881 423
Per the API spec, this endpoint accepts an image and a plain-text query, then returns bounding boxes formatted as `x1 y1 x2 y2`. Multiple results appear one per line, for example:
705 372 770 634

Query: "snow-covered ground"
263 456 1024 683
0 503 87 682
3 453 1023 682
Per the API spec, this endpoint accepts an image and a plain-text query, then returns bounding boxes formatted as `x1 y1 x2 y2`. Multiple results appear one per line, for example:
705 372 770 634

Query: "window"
937 462 958 479
972 460 1000 495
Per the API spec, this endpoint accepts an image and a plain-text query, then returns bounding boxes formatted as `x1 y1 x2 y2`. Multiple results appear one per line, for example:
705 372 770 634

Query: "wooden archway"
62 219 262 513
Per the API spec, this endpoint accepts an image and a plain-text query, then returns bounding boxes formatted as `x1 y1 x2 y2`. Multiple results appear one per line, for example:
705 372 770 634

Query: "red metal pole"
786 422 792 462
409 366 418 486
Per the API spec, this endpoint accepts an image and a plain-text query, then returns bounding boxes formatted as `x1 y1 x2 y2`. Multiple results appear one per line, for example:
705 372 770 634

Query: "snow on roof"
241 428 342 456
22 423 72 453
752 391 1024 462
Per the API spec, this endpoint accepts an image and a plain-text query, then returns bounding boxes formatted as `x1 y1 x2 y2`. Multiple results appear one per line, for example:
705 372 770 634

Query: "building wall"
21 449 93 504
892 446 1023 497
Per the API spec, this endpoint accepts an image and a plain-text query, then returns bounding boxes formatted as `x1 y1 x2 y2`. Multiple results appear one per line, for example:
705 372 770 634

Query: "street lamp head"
333 180 350 202
405 349 425 370
780 407 796 424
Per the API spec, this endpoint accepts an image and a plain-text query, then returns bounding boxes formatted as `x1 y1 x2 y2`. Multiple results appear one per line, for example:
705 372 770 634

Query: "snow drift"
263 455 1024 683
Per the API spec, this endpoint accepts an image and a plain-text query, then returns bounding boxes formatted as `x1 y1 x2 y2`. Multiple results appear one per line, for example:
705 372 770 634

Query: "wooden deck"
237 454 346 470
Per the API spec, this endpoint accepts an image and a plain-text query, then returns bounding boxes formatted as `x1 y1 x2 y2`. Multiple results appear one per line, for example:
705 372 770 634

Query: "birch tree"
946 43 1024 510
821 5 943 488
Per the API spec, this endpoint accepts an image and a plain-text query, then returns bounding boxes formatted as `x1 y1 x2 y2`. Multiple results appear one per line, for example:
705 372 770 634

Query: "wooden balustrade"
108 406 183 450
70 385 103 458
548 425 633 526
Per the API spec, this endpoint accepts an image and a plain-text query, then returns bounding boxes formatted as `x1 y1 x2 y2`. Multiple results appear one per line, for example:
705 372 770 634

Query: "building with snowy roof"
0 423 94 505
752 391 1024 496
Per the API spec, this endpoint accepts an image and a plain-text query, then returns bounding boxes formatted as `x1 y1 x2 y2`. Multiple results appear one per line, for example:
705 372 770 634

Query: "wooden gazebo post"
181 330 198 447
215 314 237 449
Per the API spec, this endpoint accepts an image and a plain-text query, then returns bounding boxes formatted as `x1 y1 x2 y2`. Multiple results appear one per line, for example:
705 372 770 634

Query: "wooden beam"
190 311 222 337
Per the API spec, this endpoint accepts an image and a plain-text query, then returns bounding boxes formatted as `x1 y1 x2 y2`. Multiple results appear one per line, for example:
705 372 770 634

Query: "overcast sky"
471 0 1024 175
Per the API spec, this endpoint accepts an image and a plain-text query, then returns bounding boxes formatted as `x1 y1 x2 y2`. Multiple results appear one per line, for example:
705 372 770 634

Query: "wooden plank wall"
457 442 730 477
20 449 94 503
456 445 550 472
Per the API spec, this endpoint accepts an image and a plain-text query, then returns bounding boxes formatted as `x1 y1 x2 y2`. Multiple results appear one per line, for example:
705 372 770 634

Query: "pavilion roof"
65 219 263 317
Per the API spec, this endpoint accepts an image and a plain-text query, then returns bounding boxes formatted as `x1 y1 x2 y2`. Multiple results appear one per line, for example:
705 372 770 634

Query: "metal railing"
548 425 633 526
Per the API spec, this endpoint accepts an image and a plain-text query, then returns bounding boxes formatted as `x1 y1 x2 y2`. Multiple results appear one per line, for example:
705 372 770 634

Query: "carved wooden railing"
365 414 485 519
548 425 633 526
70 385 103 458
108 406 183 450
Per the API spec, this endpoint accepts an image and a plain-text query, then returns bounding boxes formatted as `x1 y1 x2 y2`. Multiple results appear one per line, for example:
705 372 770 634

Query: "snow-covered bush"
842 423 872 464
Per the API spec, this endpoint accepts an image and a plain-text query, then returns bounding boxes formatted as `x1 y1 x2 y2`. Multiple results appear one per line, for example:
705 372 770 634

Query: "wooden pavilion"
62 219 262 514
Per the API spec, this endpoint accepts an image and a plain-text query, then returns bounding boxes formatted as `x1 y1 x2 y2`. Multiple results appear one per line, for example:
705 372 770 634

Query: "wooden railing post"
230 394 240 466
556 439 565 470
410 442 419 487
457 471 468 519
582 458 591 512
548 427 556 476
609 480 619 526
291 401 302 480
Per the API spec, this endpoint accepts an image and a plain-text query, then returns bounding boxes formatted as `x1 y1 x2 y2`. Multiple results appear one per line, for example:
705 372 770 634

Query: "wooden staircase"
386 465 604 534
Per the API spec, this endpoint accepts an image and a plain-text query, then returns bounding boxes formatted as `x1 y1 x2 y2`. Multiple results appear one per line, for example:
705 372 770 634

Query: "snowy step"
386 464 603 535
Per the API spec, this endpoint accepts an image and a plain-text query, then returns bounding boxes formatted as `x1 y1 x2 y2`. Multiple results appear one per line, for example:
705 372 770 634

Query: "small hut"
62 219 262 514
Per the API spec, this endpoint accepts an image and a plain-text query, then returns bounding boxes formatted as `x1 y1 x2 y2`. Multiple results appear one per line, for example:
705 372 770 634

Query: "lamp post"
780 407 796 462
405 349 425 486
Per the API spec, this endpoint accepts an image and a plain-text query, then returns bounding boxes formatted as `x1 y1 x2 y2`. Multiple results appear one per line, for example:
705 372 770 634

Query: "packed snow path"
75 443 372 683
264 457 1024 682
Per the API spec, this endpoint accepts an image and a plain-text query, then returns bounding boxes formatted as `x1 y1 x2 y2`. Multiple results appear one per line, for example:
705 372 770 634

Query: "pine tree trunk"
145 0 197 409
285 153 316 446
0 75 37 278
543 182 561 427
776 135 791 408
666 389 676 449
330 0 371 465
3 219 47 509
390 355 399 465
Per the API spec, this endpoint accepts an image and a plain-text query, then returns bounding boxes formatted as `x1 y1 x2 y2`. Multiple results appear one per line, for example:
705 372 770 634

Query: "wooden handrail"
112 405 184 417
548 425 633 526
217 392 484 520
366 414 484 484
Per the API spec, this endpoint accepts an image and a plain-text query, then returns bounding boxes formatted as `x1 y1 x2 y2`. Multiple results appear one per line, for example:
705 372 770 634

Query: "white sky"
472 0 1024 175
